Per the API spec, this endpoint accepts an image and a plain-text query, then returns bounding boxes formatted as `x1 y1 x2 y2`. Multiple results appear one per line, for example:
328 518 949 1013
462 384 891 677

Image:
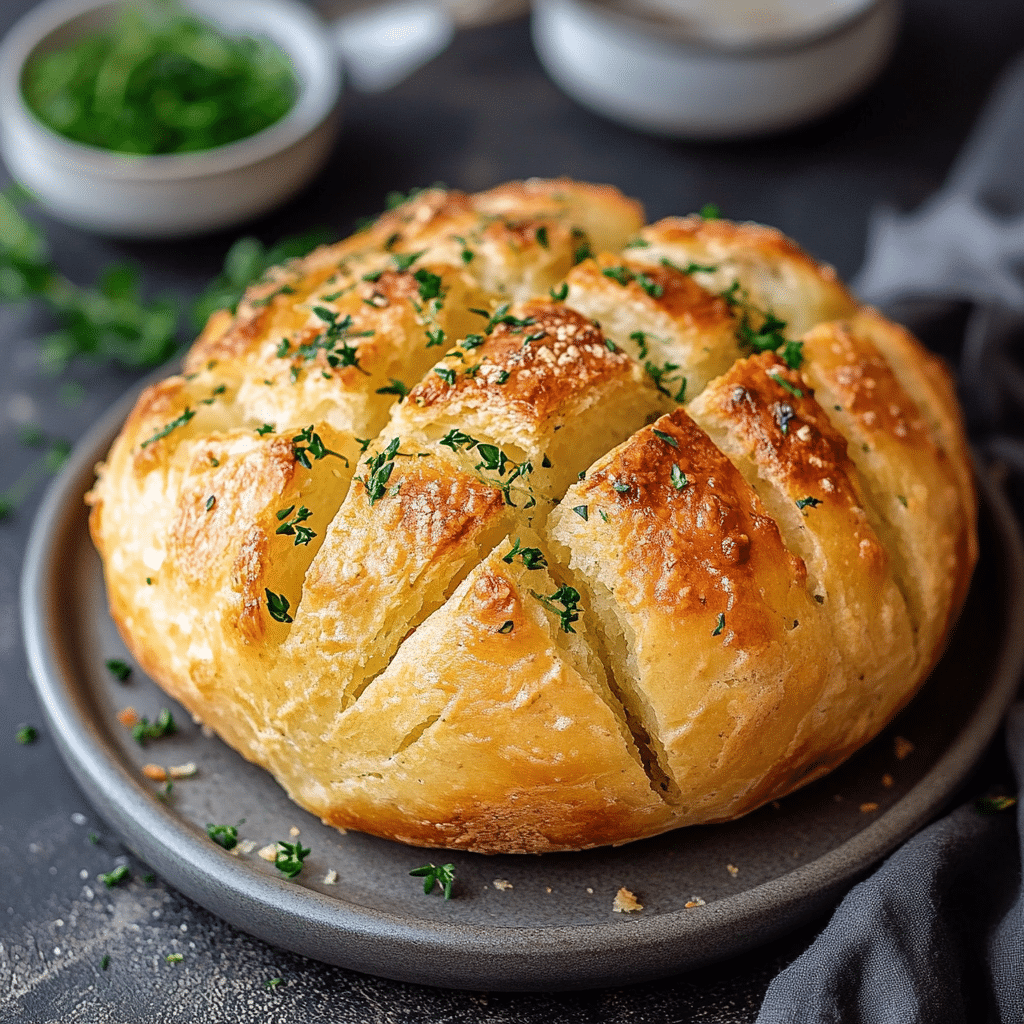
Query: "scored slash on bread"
87 179 976 853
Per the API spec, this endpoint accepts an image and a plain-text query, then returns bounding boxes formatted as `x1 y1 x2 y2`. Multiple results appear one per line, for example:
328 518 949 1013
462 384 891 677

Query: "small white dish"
0 0 342 238
531 0 900 139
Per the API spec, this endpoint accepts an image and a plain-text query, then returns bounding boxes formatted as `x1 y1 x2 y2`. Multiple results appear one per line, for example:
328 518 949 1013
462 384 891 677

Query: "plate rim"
21 375 1024 991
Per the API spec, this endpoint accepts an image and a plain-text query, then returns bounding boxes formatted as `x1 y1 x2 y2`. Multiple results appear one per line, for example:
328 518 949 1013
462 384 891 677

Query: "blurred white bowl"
531 0 900 139
0 0 342 238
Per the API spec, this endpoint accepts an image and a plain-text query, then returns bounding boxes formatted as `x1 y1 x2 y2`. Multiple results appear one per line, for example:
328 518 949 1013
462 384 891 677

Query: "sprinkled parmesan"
324 869 338 884
257 843 279 862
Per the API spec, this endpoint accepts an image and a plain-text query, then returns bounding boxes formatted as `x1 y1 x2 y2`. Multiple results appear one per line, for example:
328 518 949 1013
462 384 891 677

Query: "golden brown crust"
88 180 977 852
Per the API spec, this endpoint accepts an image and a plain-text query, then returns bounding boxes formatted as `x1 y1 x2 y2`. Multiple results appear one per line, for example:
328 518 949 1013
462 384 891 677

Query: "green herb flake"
265 589 293 624
531 585 582 634
292 425 347 469
392 249 427 272
700 202 721 220
410 862 455 899
266 977 283 991
712 613 726 636
206 823 239 850
376 379 411 400
975 795 1017 814
140 408 195 448
276 505 315 546
98 864 129 888
166 953 184 964
897 494 908 508
573 505 589 521
425 326 446 349
550 282 569 302
359 437 401 506
255 423 275 436
413 267 443 301
494 370 510 385
16 724 38 745
671 464 688 490
795 496 822 510
661 257 718 275
434 367 456 386
535 225 549 249
497 620 514 634
101 954 110 970
781 340 804 370
132 709 176 745
205 495 215 511
502 538 547 570
105 659 132 682
769 372 804 399
652 429 678 448
274 840 310 878
146 577 153 585
612 481 630 493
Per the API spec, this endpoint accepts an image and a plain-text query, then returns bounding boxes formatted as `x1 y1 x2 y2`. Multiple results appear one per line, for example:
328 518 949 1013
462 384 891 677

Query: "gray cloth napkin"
757 704 1023 1023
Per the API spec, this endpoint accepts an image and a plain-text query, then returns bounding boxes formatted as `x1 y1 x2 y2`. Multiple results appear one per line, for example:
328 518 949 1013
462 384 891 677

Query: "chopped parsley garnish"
780 340 804 370
439 428 478 453
769 372 803 399
275 505 315 545
652 429 678 448
453 235 474 263
98 864 129 888
425 326 446 348
105 659 132 682
265 589 293 623
671 464 688 490
302 307 373 373
550 282 569 301
132 709 175 745
359 437 401 506
410 862 455 899
413 267 443 301
434 367 456 386
602 265 632 286
700 202 721 219
101 954 110 970
494 370 510 385
291 425 346 468
623 237 650 248
502 538 547 570
205 495 215 511
660 257 718 275
460 333 485 350
274 840 310 878
266 977 283 990
255 423 275 436
600 265 663 298
738 309 788 353
392 249 427 271
795 496 822 510
497 620 514 634
535 225 549 249
571 229 593 265
612 480 630 493
897 494 908 508
712 613 725 636
16 724 38 745
531 585 582 633
469 302 535 335
629 331 650 359
165 954 183 964
206 823 239 850
644 360 687 402
140 408 195 448
376 379 410 400
573 505 588 520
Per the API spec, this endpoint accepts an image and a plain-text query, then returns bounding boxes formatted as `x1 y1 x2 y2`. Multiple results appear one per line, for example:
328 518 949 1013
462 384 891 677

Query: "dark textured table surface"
3 0 1024 1020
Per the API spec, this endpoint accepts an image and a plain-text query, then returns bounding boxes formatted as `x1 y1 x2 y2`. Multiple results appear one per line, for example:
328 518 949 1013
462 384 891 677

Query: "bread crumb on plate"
612 887 643 913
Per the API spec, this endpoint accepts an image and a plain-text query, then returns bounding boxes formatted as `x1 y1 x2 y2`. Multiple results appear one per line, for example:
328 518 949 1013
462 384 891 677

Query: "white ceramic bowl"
0 0 342 238
531 0 900 139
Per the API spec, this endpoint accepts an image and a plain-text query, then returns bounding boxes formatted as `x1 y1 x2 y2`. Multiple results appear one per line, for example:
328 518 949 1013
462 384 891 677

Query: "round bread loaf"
87 179 977 854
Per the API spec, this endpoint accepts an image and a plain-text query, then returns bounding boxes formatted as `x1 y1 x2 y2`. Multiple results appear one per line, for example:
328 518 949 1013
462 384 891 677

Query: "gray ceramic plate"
21 379 1024 992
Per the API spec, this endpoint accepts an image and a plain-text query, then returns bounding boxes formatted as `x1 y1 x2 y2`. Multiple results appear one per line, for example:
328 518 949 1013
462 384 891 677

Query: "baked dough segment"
631 216 859 336
278 439 516 732
547 408 833 823
799 316 976 674
687 352 917 759
390 300 669 511
560 252 741 399
293 545 673 853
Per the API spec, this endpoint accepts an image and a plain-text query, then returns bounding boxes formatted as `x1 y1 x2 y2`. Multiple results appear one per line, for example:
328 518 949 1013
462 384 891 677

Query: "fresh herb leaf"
266 977 283 990
531 585 582 634
16 724 38 745
652 429 678 448
700 202 721 219
780 340 804 370
292 425 346 469
275 505 315 545
392 249 427 272
359 437 401 506
205 495 215 511
98 864 129 888
497 620 514 634
573 505 589 521
376 379 410 399
132 709 175 745
795 496 822 510
535 225 549 249
434 367 456 386
206 823 239 850
165 954 183 964
410 862 455 899
502 538 547 570
413 267 443 301
712 613 725 636
101 954 110 970
274 840 310 878
265 589 293 623
140 408 195 448
671 464 688 490
644 361 687 402
661 257 718 275
105 659 132 682
550 282 569 301
769 372 803 399
255 423 275 436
